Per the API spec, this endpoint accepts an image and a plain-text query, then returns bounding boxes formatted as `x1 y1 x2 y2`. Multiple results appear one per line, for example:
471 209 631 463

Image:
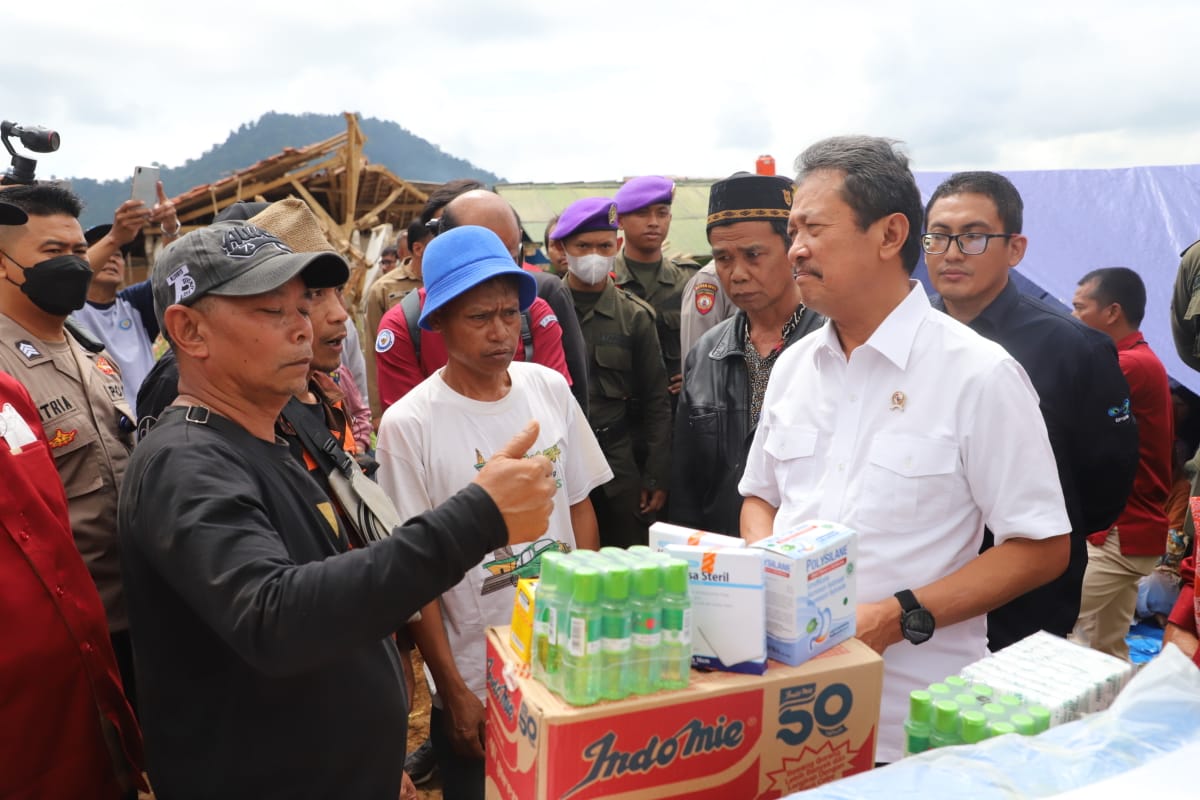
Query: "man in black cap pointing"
670 173 823 535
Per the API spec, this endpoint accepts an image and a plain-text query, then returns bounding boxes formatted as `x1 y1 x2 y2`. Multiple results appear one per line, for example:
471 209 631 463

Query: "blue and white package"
752 520 857 666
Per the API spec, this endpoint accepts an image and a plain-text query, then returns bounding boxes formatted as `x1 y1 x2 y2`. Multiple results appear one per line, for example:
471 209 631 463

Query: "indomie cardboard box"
485 626 883 800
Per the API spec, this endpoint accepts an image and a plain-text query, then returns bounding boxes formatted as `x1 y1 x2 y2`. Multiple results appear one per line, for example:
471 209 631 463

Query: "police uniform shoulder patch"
94 355 117 376
375 329 395 353
694 281 719 315
15 340 41 360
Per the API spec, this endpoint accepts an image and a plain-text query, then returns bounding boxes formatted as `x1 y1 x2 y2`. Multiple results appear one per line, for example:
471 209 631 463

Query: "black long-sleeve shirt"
935 279 1139 649
118 405 506 799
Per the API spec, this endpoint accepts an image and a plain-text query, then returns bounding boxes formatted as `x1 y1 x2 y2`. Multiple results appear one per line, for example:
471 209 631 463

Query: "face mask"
567 253 614 285
2 252 93 315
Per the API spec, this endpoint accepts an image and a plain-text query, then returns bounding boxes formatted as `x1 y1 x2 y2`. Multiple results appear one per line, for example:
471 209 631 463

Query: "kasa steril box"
485 626 883 800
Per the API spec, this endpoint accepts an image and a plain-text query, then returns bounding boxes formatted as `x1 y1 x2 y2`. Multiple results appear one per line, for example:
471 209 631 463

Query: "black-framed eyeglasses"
921 232 1013 255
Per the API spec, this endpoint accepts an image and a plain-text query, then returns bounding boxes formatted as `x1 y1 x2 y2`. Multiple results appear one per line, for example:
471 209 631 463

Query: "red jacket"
0 372 144 797
374 287 569 410
1089 331 1173 555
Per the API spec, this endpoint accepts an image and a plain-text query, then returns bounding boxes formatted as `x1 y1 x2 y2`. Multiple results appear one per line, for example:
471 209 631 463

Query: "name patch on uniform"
47 428 77 449
38 395 76 422
105 384 125 401
16 340 41 360
694 281 719 315
375 329 395 353
539 314 558 328
95 356 116 376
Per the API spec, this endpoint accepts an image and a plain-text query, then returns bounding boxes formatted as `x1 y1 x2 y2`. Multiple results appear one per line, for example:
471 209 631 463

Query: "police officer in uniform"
0 184 138 704
555 197 671 547
612 176 700 401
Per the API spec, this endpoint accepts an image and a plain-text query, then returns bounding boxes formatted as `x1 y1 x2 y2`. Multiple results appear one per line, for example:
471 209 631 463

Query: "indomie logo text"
564 715 744 798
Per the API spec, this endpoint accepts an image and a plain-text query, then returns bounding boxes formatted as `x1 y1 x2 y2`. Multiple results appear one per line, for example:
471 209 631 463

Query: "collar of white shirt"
815 280 928 369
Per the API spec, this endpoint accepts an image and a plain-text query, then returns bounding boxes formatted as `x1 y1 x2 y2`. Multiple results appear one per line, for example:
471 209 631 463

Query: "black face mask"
2 251 93 316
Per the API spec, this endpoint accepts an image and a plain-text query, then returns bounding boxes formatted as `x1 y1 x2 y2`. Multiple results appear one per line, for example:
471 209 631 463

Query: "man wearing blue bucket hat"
376 225 611 800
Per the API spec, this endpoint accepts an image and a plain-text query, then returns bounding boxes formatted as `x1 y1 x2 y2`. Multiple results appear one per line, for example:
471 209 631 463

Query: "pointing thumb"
491 420 540 461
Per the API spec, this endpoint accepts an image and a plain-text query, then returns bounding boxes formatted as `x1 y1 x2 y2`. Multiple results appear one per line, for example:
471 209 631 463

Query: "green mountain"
66 112 502 228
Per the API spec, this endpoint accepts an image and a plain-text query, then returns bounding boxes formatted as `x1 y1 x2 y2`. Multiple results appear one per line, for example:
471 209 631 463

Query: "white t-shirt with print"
376 361 612 703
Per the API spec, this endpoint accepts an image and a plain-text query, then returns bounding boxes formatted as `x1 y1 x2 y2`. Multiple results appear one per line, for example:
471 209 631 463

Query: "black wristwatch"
895 589 935 645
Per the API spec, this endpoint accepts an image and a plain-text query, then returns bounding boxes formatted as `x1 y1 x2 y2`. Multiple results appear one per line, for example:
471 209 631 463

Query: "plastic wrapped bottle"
960 710 989 744
562 565 603 706
904 689 933 756
658 559 692 689
930 700 962 748
533 551 563 687
599 563 633 701
629 561 662 694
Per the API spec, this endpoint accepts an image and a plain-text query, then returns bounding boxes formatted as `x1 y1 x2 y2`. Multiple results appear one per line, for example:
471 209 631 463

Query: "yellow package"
509 577 538 663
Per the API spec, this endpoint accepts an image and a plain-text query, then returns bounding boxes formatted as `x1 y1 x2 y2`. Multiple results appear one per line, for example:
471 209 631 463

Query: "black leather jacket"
669 308 823 535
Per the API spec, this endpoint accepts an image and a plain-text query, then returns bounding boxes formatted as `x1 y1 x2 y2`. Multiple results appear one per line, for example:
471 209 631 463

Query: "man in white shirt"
376 225 611 800
738 136 1070 763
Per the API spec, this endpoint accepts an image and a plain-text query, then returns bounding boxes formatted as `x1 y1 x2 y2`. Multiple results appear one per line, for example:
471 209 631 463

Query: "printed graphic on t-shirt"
481 537 570 595
472 441 564 489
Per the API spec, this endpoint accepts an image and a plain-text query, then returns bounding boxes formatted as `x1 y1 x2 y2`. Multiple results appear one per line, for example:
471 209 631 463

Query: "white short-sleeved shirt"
376 361 612 703
73 297 156 408
739 283 1069 762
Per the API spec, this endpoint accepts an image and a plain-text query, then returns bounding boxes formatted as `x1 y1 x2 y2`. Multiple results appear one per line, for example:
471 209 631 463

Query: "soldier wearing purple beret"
552 198 672 546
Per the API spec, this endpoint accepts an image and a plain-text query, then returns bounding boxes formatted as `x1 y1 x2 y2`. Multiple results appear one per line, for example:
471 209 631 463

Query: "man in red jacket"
1072 267 1174 660
0 360 145 797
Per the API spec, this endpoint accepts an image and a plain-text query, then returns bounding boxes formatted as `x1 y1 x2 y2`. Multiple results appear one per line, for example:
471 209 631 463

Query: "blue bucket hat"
418 225 538 330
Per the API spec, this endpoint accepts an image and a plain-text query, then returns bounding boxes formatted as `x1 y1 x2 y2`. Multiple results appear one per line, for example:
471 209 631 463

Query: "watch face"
903 609 935 644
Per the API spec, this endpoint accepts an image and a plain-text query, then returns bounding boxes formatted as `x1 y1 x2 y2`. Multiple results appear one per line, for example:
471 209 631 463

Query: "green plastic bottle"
658 559 692 689
629 562 662 694
988 720 1017 737
954 693 980 710
628 545 653 556
599 564 633 701
927 682 953 701
532 552 563 687
904 690 933 756
959 710 989 744
545 558 575 696
998 693 1023 713
930 700 961 748
1027 705 1051 734
562 566 603 706
943 675 968 690
971 684 995 703
1010 713 1036 736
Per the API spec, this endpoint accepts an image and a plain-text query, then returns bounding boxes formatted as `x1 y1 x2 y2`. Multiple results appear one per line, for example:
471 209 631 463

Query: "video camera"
1 120 61 185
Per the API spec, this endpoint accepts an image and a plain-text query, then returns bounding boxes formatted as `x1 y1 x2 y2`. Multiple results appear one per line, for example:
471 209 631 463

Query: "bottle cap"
982 702 1006 720
540 551 562 589
602 565 631 601
663 560 689 594
971 684 994 700
960 710 988 744
558 559 576 596
927 682 952 698
998 694 1022 710
932 700 959 734
943 675 968 689
954 693 979 708
988 721 1016 737
632 562 660 597
1027 705 1051 733
908 689 933 724
573 566 600 604
1010 713 1036 735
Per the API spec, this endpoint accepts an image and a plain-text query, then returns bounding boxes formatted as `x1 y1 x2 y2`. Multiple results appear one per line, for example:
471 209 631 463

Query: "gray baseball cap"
151 220 348 331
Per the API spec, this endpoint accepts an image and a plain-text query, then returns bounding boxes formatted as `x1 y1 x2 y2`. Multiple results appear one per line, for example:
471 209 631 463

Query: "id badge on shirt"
0 402 39 452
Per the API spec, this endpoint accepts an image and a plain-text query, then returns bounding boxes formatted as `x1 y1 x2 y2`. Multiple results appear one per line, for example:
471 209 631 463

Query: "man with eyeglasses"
924 171 1138 651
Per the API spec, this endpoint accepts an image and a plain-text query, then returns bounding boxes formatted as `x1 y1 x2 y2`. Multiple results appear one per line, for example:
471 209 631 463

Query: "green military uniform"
569 278 671 547
612 251 701 383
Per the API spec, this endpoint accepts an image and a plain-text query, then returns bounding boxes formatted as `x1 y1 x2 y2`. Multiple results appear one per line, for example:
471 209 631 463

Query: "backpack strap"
401 289 423 363
520 311 533 363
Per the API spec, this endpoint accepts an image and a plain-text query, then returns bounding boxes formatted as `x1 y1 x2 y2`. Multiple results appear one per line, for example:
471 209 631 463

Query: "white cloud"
2 0 1198 185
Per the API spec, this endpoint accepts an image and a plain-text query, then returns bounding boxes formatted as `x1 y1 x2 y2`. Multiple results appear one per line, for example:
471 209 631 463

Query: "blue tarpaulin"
912 165 1200 394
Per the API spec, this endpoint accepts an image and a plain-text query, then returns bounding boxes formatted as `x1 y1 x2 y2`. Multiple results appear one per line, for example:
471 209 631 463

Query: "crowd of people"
1 134 1197 799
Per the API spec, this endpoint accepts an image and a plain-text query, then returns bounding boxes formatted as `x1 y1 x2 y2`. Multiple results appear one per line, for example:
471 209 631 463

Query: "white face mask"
567 253 615 285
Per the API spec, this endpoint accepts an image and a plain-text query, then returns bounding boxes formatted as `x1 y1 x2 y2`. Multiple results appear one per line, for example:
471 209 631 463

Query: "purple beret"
614 176 675 214
552 197 618 241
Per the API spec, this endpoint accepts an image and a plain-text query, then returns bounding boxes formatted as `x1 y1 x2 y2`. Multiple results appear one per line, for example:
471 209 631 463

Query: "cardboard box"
649 521 747 551
662 543 767 674
485 626 883 800
752 520 857 666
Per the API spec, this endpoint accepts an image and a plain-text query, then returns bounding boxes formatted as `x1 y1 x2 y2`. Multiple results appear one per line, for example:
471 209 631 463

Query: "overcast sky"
3 0 1198 186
